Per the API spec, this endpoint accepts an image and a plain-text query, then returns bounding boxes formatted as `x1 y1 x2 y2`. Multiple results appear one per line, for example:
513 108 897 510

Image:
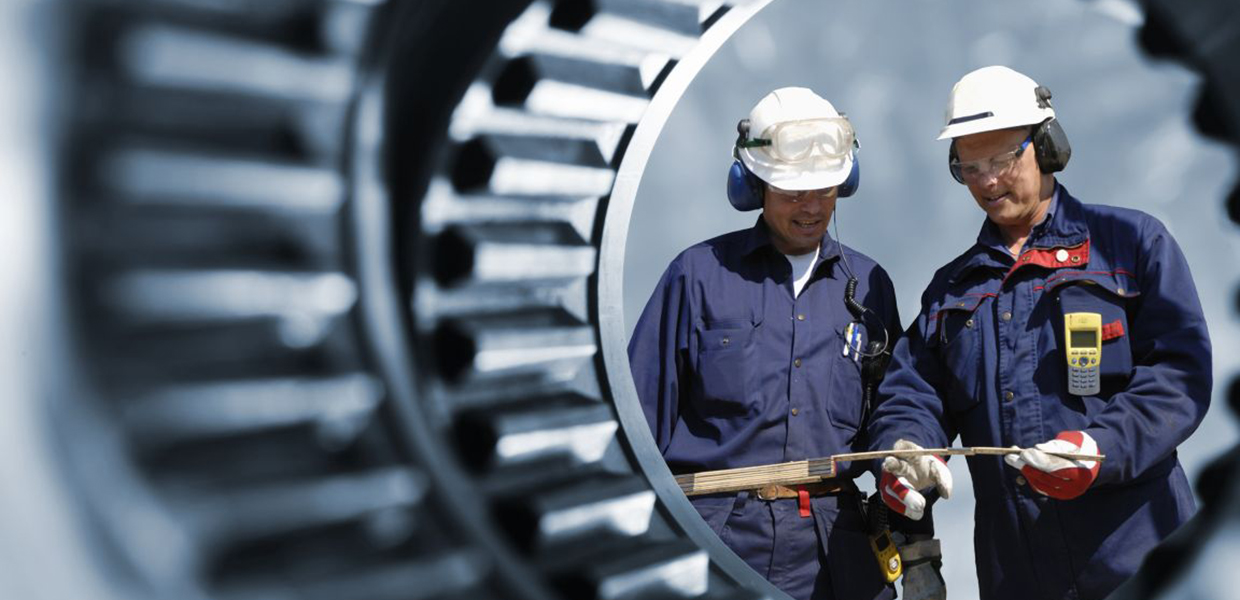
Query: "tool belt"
754 479 856 500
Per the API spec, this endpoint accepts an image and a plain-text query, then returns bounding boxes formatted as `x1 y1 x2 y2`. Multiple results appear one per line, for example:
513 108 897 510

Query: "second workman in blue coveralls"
870 65 1212 600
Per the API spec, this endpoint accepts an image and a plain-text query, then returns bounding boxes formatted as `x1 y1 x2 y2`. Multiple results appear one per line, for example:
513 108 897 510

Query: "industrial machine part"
1 1 1237 599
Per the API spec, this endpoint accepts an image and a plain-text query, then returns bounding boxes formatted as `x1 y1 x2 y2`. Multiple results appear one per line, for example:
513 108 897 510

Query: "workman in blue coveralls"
869 65 1212 600
629 87 938 600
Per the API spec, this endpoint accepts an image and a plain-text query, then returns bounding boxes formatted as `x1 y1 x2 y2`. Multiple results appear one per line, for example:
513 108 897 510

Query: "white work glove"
1004 431 1100 500
880 439 953 521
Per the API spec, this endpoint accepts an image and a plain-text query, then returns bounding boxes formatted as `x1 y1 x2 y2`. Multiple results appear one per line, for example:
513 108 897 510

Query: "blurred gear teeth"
502 475 658 549
101 144 345 211
45 0 1240 598
457 401 619 469
115 23 356 102
174 467 427 548
121 373 383 446
552 539 711 600
433 222 597 287
547 0 730 56
420 1 747 597
433 309 597 386
216 551 492 600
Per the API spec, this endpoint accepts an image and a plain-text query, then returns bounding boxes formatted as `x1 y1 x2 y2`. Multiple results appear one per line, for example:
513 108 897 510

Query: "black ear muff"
948 141 964 184
1032 117 1071 173
947 117 1071 182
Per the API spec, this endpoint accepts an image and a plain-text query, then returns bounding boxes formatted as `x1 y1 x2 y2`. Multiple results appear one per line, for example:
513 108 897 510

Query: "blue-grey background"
623 0 1240 596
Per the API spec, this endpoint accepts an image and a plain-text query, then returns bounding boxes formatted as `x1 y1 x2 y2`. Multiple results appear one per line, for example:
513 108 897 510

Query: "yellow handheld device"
870 530 902 583
1064 312 1102 396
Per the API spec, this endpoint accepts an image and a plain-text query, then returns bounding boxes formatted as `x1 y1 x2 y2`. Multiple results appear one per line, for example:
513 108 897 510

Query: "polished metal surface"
1 0 1236 599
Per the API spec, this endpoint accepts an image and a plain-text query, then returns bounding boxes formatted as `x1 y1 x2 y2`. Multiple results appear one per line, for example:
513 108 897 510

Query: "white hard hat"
937 66 1055 140
737 87 855 191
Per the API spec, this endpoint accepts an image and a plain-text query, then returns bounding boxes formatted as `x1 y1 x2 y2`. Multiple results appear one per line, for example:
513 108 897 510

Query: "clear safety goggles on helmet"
950 136 1032 184
738 117 856 163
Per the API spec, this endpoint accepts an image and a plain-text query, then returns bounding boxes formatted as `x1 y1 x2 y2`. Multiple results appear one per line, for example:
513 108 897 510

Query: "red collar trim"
1004 240 1090 284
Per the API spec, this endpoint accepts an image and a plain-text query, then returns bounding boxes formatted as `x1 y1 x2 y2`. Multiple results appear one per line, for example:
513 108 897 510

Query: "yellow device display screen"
1064 312 1102 396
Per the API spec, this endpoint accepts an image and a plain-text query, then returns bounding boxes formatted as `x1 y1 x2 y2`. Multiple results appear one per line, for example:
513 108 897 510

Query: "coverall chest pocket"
1053 276 1137 388
827 324 865 433
695 318 760 415
930 298 986 412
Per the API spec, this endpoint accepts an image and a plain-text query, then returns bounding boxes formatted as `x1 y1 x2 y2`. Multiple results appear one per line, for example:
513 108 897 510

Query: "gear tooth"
502 475 657 550
1192 80 1239 142
553 539 710 600
490 49 674 122
423 180 600 241
175 467 426 550
1228 182 1240 227
81 205 342 271
450 133 619 196
1140 0 1240 143
433 223 596 287
114 23 356 102
433 310 597 385
551 0 730 38
122 373 383 446
216 551 492 600
100 145 345 211
422 277 592 325
101 269 356 324
456 401 618 470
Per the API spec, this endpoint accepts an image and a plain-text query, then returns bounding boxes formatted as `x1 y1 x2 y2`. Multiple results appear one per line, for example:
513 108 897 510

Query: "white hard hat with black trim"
937 66 1055 140
938 65 1072 176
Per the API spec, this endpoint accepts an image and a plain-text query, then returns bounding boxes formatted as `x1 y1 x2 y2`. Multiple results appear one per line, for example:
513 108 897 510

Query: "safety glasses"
950 137 1032 184
739 117 855 163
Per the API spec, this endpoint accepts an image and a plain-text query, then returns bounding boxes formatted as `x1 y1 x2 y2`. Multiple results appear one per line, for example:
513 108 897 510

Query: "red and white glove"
880 439 953 521
1004 431 1100 500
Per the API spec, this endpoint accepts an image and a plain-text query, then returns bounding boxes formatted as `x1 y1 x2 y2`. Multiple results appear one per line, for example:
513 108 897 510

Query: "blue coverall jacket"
869 185 1211 600
629 218 901 600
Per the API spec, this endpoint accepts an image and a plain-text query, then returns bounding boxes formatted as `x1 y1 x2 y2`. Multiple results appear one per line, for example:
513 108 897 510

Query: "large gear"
2 0 1237 599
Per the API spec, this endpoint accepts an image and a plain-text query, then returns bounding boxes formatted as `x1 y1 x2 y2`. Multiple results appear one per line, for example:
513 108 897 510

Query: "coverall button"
1002 311 1012 321
1004 390 1015 401
794 358 802 368
965 319 974 328
791 408 799 416
1016 475 1027 486
797 314 805 321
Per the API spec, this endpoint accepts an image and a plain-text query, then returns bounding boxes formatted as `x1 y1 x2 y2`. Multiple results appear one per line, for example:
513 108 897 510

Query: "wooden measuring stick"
675 446 1106 497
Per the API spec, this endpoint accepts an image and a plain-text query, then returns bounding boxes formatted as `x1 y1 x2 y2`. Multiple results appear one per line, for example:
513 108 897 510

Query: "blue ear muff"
727 154 860 211
838 153 860 198
727 159 765 211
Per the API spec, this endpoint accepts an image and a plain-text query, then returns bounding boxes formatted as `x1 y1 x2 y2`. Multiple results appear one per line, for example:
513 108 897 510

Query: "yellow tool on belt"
674 446 1106 497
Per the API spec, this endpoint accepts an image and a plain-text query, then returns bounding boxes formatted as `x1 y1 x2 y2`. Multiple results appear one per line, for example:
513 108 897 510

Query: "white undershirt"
784 246 820 297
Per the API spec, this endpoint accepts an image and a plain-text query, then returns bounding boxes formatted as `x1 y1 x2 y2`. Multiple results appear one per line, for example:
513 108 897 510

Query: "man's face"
762 184 838 255
953 127 1051 233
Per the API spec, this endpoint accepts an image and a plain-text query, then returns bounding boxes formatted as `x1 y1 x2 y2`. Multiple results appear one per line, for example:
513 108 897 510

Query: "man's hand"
1004 430 1100 500
880 439 952 521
